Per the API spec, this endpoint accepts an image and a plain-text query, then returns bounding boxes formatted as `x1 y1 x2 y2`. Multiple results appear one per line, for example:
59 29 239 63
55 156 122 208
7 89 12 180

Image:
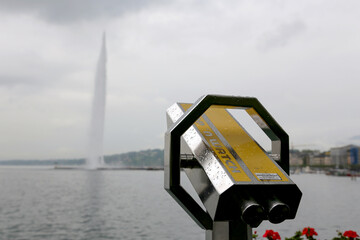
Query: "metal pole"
205 221 252 240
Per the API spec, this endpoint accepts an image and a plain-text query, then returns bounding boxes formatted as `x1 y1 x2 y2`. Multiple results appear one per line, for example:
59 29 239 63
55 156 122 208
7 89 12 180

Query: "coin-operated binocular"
164 95 302 240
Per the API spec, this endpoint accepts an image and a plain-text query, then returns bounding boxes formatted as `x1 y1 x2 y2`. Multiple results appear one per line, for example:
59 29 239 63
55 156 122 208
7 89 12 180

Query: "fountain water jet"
87 34 107 170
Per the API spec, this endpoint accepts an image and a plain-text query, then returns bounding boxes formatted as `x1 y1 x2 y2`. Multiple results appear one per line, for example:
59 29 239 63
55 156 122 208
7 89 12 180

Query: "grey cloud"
0 0 165 24
257 20 306 51
0 59 77 89
350 135 360 141
0 75 39 87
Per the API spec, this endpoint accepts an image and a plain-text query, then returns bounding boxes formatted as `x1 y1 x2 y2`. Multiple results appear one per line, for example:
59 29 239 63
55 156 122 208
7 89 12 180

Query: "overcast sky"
1 0 360 160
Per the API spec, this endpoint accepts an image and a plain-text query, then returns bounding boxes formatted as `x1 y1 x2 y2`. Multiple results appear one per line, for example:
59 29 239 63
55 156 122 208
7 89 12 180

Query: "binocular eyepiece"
239 196 290 227
240 199 265 228
266 198 291 224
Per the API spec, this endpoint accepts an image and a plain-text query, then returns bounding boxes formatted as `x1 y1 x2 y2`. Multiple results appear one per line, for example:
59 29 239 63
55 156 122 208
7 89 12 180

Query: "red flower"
263 230 274 238
263 230 281 240
343 230 359 238
273 232 281 240
302 227 318 237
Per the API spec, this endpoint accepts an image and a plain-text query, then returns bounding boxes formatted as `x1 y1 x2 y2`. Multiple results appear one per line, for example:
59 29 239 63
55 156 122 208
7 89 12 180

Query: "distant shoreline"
54 166 164 171
0 149 164 168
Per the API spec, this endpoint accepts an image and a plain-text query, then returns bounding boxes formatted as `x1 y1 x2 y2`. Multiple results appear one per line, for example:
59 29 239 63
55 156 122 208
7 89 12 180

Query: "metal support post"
205 221 252 240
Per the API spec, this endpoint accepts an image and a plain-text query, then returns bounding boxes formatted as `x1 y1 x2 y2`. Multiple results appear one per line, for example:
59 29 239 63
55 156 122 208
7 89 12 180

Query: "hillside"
105 149 164 167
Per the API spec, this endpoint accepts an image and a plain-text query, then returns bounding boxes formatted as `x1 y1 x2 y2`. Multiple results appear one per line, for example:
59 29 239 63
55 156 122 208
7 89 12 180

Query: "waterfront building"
330 145 360 168
311 151 332 166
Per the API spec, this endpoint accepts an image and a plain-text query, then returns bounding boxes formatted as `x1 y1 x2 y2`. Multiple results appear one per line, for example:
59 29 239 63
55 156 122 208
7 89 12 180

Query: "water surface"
0 167 358 239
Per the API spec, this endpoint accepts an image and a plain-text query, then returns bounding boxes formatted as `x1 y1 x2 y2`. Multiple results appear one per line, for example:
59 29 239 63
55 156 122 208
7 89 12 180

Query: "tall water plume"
87 34 107 169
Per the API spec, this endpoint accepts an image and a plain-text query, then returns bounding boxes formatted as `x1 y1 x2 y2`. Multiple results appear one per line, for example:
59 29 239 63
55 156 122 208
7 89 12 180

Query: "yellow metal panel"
181 103 251 182
205 107 288 182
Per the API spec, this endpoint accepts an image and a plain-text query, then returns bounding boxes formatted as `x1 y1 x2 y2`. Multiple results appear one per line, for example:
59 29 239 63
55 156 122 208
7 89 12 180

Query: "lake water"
0 167 358 240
